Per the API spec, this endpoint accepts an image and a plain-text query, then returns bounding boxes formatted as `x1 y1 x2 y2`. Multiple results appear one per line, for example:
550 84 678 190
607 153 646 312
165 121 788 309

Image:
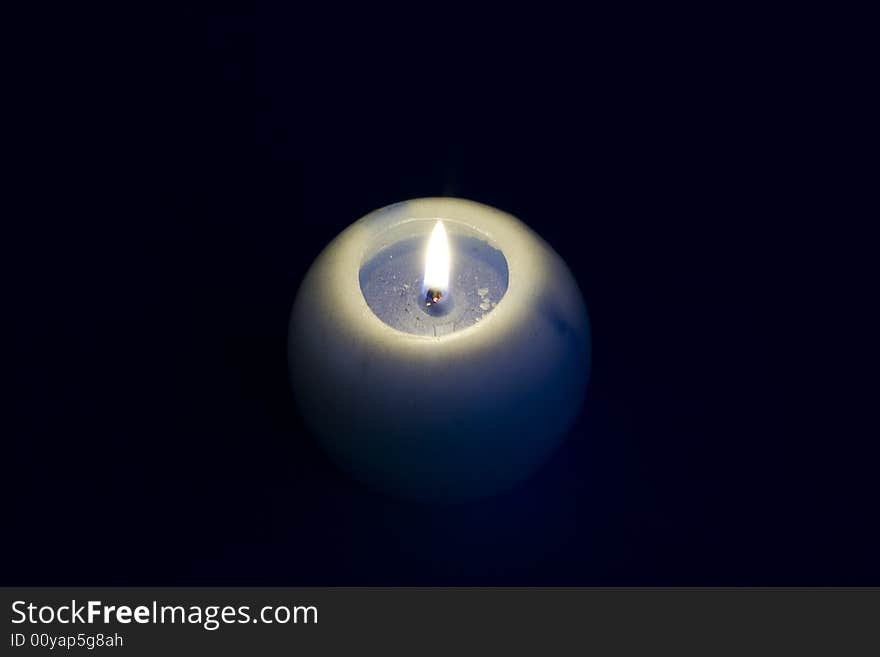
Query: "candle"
289 198 590 502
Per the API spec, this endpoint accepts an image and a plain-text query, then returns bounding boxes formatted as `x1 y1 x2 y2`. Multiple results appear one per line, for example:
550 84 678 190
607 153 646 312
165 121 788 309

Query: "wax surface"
359 231 509 336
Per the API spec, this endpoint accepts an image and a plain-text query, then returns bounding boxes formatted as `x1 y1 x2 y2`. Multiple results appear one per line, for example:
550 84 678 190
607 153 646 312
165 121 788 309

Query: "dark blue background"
8 5 875 584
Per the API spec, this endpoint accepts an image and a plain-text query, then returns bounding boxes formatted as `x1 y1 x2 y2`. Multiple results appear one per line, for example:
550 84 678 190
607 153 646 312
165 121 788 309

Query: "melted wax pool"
359 233 509 337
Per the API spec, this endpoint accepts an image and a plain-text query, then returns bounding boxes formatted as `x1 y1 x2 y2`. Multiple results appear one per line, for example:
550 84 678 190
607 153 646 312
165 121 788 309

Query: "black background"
8 4 876 584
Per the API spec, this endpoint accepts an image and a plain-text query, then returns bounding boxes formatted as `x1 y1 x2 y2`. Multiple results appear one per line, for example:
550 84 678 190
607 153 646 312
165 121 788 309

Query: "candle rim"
310 197 577 345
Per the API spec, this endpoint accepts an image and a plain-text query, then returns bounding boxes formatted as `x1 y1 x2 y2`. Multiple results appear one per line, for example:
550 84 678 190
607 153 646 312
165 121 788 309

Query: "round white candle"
289 197 590 502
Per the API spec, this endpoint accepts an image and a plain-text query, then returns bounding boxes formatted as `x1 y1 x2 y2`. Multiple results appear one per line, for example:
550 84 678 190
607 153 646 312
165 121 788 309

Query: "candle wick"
424 288 444 307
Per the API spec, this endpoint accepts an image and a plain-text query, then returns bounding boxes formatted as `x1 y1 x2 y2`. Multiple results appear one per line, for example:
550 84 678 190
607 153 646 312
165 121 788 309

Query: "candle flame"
422 220 450 305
